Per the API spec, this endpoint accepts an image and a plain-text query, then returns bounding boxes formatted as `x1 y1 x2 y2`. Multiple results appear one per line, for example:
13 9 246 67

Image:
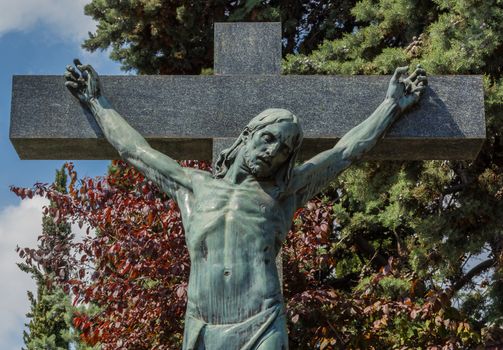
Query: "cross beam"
10 23 485 161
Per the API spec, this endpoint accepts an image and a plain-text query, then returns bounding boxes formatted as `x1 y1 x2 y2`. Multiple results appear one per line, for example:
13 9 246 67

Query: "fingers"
73 58 98 80
65 65 80 83
65 81 79 89
65 61 86 84
396 64 428 111
416 75 428 86
391 66 409 82
64 81 84 101
66 65 80 80
71 59 87 79
65 58 101 102
65 62 86 86
403 64 428 96
72 59 87 77
408 64 427 82
412 85 427 95
405 77 427 100
405 75 427 93
411 68 427 79
64 71 76 81
65 59 88 101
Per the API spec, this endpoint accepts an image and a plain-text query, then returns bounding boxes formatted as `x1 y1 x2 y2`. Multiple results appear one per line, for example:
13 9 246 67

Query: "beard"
243 148 270 178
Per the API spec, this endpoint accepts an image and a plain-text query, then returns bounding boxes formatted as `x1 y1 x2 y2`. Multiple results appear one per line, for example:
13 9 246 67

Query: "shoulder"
189 168 214 185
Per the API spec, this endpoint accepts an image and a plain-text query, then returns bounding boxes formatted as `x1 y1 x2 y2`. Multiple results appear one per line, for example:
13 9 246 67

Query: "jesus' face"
242 122 299 179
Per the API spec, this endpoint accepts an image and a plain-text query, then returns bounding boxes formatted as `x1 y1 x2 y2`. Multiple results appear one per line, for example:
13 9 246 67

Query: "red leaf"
147 211 154 226
74 316 82 328
105 207 112 224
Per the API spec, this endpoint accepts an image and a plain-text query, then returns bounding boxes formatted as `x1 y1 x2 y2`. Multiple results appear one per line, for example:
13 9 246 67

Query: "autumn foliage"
13 161 486 349
15 161 197 349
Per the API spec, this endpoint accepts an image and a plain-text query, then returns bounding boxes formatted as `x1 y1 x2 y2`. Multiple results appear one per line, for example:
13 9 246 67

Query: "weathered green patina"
64 57 426 349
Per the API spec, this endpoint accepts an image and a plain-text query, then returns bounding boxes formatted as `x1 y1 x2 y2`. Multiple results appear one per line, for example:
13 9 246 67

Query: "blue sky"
0 1 122 347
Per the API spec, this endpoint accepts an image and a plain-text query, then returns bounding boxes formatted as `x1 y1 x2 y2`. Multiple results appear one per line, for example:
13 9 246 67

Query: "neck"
223 150 253 184
224 163 252 184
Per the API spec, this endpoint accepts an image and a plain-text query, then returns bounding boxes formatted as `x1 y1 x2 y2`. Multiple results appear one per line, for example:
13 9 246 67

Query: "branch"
444 182 473 194
449 258 495 295
445 163 475 194
327 272 359 291
352 234 388 268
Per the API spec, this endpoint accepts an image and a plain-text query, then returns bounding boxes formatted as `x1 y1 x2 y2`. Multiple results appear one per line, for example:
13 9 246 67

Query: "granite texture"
10 75 485 160
214 22 281 75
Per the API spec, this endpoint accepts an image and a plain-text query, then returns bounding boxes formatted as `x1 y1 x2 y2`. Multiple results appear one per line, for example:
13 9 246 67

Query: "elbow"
337 141 355 161
342 150 356 163
341 142 365 162
117 145 133 160
118 143 145 160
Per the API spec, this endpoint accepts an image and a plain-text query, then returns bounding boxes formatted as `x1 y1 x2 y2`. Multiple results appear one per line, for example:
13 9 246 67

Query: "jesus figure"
64 60 426 350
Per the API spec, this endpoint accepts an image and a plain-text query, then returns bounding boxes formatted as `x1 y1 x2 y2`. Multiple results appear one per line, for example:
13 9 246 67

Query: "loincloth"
182 301 287 350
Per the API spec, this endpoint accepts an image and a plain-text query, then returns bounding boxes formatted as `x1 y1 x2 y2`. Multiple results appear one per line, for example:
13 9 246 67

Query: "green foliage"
283 0 503 346
82 0 360 74
19 167 93 350
19 268 69 350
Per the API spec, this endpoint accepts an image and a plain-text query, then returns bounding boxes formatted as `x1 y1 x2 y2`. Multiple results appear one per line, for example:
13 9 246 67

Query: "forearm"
88 96 150 157
337 97 401 161
291 98 400 206
292 66 425 206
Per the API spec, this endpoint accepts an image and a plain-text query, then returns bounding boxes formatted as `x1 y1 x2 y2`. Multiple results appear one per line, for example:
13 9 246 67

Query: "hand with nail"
64 59 102 104
386 65 428 112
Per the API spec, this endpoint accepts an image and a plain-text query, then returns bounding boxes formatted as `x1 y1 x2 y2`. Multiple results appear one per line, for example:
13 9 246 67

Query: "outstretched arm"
64 60 192 200
291 66 427 206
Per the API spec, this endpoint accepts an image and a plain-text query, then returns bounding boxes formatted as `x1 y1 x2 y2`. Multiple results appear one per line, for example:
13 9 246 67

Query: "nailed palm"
386 65 428 112
64 58 102 103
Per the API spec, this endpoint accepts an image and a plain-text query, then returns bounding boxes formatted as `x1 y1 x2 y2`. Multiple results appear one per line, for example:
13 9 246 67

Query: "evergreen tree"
18 167 90 350
283 0 503 339
82 0 358 74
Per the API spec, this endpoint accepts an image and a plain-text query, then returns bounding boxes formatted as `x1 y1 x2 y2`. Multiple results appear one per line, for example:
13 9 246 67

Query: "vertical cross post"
212 22 282 162
212 22 284 286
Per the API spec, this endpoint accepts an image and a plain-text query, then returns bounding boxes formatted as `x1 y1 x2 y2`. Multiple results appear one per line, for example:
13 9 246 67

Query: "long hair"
214 108 303 194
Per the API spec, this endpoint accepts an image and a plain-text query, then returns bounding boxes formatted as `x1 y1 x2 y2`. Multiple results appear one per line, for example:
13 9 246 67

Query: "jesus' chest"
183 177 293 259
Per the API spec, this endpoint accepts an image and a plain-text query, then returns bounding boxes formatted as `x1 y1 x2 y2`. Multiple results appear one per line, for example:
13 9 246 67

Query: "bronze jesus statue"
65 60 427 350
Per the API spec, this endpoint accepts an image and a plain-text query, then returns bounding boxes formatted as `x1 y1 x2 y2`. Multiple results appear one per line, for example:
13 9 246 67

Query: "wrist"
87 95 106 114
383 97 399 107
382 97 403 115
87 96 98 109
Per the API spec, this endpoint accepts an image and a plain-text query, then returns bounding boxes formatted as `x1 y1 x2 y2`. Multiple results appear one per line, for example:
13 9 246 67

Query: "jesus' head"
214 108 303 190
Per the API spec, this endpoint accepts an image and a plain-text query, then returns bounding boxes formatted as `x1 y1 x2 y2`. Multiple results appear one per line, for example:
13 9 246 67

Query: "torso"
178 171 296 324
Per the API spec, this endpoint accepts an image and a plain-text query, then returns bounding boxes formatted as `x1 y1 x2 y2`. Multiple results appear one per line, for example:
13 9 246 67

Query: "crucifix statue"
63 44 426 350
10 23 485 350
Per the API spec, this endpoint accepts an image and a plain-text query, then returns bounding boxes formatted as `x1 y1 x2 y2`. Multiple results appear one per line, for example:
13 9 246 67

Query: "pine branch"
444 181 474 194
327 272 360 291
449 258 496 295
352 234 388 268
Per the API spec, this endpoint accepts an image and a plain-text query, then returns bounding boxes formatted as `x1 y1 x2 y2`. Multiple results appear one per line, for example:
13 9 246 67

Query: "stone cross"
10 22 485 162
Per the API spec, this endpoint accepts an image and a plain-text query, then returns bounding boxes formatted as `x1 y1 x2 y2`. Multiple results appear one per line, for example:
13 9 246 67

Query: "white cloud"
0 0 95 40
0 197 48 348
0 195 95 349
